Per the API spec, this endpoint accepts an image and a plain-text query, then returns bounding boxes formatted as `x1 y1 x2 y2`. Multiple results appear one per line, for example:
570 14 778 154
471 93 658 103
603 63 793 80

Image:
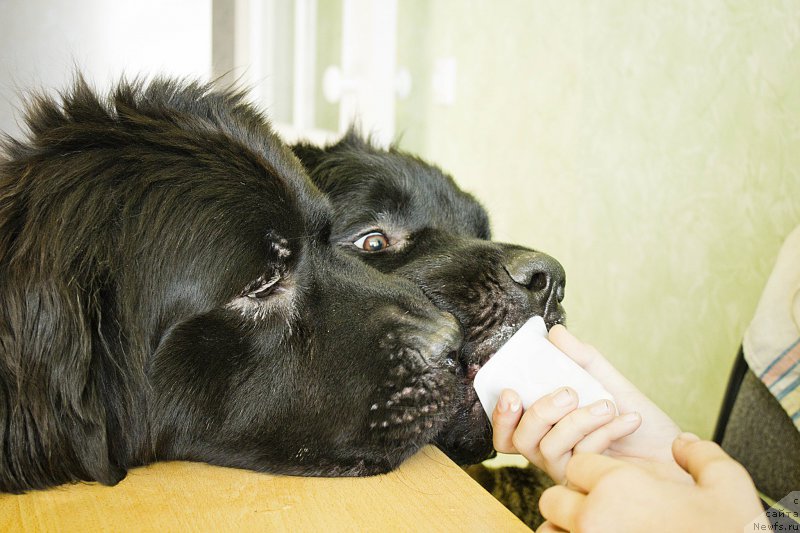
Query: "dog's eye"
353 232 389 252
244 273 281 299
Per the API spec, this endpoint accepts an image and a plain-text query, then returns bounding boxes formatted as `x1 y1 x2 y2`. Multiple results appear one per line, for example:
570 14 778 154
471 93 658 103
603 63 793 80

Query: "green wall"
394 0 800 437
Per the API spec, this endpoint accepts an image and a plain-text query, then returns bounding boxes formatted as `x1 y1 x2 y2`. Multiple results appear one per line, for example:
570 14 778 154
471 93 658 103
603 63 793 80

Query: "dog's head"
0 80 464 491
293 131 567 464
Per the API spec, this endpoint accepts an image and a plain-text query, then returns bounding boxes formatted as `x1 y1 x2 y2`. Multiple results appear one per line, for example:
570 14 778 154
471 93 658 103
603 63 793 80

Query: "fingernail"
678 432 700 443
590 400 612 415
499 390 521 413
497 396 509 413
552 387 574 407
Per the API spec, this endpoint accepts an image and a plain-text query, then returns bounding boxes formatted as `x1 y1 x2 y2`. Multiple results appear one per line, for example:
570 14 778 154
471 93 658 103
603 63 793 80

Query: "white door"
212 0 409 147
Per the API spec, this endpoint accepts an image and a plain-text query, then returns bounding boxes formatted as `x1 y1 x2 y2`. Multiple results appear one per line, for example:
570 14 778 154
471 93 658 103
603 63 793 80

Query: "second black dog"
293 131 567 464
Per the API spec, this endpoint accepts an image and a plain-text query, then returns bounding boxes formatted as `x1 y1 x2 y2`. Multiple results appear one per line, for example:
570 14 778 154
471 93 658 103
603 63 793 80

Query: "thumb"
672 433 747 487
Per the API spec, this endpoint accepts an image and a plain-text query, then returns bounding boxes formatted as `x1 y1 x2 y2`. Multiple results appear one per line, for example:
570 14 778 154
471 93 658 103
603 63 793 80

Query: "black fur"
0 78 467 492
292 131 567 464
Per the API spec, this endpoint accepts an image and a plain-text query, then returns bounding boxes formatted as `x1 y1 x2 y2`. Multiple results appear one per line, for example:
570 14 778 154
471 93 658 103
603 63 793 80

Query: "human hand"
547 325 681 464
490 325 683 482
491 387 641 484
536 433 765 533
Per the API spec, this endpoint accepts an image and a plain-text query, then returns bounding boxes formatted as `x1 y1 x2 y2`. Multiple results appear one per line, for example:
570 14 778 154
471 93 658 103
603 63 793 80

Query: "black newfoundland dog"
292 132 567 464
0 78 474 493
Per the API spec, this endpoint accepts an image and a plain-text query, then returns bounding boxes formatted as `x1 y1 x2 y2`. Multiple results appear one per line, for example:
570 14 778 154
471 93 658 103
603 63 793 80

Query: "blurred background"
1 0 798 440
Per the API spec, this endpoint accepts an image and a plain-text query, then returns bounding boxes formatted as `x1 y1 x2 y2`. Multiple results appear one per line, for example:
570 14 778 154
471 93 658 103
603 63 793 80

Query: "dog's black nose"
503 251 566 303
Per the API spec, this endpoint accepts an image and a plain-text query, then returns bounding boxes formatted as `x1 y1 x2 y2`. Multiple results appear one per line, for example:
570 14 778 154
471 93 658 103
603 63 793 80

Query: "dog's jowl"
293 132 567 464
0 79 467 492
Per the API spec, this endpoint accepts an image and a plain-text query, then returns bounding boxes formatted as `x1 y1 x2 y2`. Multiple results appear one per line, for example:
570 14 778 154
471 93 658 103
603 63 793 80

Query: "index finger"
548 326 638 395
564 452 627 493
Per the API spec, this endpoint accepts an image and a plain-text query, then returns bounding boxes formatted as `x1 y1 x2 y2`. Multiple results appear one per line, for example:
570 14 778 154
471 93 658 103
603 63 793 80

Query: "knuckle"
703 456 740 479
574 434 607 454
572 440 588 454
538 440 559 461
692 440 722 454
510 432 531 455
530 401 554 423
492 435 511 454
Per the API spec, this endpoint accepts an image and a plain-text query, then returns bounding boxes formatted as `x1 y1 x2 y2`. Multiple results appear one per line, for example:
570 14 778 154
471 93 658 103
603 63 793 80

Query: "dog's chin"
434 315 565 465
434 357 496 464
434 396 494 465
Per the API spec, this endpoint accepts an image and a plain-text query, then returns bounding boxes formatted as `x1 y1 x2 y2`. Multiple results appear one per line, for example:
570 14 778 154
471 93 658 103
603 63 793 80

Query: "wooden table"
0 446 530 532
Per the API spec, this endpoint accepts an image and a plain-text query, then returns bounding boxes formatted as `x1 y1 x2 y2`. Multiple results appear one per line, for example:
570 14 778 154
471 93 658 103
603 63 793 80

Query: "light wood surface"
0 446 530 532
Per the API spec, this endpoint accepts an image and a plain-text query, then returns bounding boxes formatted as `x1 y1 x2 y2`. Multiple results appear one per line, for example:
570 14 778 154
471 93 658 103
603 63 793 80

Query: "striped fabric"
743 225 800 432
759 339 800 424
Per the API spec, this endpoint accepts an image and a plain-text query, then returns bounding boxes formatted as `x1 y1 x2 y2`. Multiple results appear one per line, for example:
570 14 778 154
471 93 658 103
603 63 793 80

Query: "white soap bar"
473 316 615 419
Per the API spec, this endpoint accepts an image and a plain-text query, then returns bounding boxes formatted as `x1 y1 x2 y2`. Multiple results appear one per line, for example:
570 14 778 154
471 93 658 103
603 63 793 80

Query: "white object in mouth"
473 316 615 419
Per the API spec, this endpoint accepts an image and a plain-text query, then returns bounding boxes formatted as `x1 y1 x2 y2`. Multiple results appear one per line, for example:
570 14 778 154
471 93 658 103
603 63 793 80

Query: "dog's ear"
291 125 375 173
0 88 128 491
0 272 126 492
291 140 329 173
337 125 371 150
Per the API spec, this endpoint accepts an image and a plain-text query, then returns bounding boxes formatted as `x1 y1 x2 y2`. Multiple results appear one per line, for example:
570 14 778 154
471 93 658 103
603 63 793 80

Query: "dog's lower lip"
465 363 481 381
457 346 495 383
470 396 485 417
459 344 499 383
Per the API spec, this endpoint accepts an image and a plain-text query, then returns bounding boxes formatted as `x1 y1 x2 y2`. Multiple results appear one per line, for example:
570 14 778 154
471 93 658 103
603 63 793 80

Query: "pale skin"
491 325 765 532
492 325 684 483
535 435 766 533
